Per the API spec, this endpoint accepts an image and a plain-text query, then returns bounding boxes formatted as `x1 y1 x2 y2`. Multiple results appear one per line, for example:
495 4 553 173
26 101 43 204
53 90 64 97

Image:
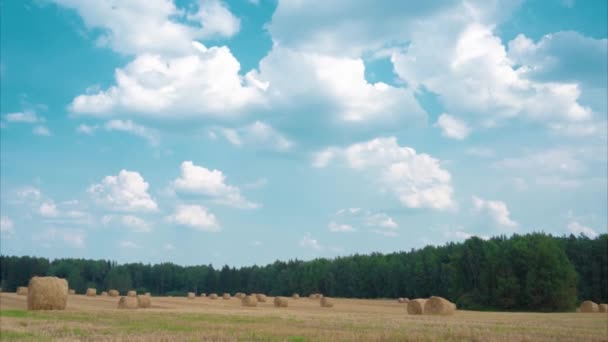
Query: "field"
1 293 607 341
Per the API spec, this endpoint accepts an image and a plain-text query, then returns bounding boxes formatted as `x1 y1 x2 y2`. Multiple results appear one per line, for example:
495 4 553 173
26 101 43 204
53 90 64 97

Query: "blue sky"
1 0 606 267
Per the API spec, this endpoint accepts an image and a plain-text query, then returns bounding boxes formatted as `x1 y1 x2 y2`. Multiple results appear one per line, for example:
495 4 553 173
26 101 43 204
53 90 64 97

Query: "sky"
0 0 606 267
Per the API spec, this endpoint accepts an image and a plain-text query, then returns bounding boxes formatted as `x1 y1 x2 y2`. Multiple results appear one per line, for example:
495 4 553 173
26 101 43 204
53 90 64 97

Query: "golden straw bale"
27 276 68 310
86 288 96 297
108 289 119 297
137 294 151 308
407 298 427 315
17 287 28 295
273 296 288 307
241 295 258 307
424 296 456 315
320 297 334 308
117 296 138 309
580 301 599 313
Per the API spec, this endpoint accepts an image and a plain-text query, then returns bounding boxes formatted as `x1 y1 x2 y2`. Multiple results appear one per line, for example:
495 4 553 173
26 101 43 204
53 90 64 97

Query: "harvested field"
1 293 606 341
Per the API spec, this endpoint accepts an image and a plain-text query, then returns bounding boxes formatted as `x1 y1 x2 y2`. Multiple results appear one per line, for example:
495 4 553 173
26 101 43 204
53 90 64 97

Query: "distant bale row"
86 288 96 297
398 297 409 304
188 292 196 299
241 295 257 307
200 293 206 298
235 292 246 299
17 287 28 296
274 297 288 307
256 294 267 302
580 301 608 313
320 297 334 308
101 291 108 296
127 290 137 297
309 293 322 299
209 293 218 299
27 276 68 310
292 293 300 299
137 295 151 308
223 293 231 300
407 297 456 315
117 295 152 309
108 289 119 297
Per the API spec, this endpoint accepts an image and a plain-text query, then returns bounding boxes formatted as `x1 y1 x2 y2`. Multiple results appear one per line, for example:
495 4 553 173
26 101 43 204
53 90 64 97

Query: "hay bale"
598 304 607 312
68 289 75 295
320 297 334 308
292 293 300 299
235 292 246 299
424 296 456 315
108 289 119 297
398 297 409 304
256 293 267 302
309 293 321 299
27 276 68 310
17 287 29 295
580 301 599 313
127 290 136 297
117 296 138 309
187 292 195 299
222 293 231 300
86 288 96 297
273 296 288 307
145 292 151 297
407 298 427 315
137 294 151 308
241 295 258 307
101 291 108 296
209 293 218 299
200 293 206 298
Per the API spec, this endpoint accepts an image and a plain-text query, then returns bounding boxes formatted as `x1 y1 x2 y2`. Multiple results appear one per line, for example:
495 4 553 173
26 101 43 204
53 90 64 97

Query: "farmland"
1 293 607 341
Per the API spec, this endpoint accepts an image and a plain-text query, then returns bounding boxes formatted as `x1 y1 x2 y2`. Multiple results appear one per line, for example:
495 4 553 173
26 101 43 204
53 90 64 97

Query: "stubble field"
0 293 606 341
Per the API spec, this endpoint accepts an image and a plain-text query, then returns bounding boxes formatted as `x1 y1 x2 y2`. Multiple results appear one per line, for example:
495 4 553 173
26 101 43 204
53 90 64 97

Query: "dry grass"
1 293 607 341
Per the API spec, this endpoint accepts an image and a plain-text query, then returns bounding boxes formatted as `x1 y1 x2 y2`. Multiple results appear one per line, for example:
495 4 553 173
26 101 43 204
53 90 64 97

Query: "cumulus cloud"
329 208 398 236
121 215 152 233
104 119 159 145
4 111 43 123
472 196 518 229
32 126 51 136
187 0 240 39
328 221 355 232
16 186 41 202
300 234 321 250
172 161 259 209
39 202 59 217
315 137 454 210
567 221 598 238
212 121 293 151
167 204 220 232
435 113 471 140
76 123 98 135
88 170 158 212
0 216 14 234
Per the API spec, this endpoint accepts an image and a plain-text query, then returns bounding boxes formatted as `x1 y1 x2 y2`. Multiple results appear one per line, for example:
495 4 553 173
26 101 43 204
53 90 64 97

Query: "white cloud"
315 137 454 210
16 186 41 201
435 113 471 140
172 161 259 209
214 121 293 151
0 216 14 234
104 119 159 145
34 228 85 248
366 213 398 229
4 111 43 123
76 124 98 135
33 126 51 136
328 221 355 232
88 170 158 212
39 202 59 217
472 196 518 229
121 215 151 233
300 234 321 250
567 221 598 238
52 0 240 56
244 178 268 189
167 204 220 232
118 240 140 249
69 46 267 118
495 148 585 175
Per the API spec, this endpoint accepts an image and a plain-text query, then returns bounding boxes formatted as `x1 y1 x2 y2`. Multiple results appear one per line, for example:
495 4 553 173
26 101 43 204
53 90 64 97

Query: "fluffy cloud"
104 120 159 145
76 124 98 135
472 196 518 229
88 170 158 212
52 0 240 56
4 111 43 123
0 216 14 234
34 228 85 248
118 240 140 249
299 234 321 250
567 221 598 238
32 126 51 136
69 45 266 117
328 221 355 232
329 208 398 235
167 204 220 232
257 47 425 123
39 202 59 217
213 121 292 151
435 114 471 140
172 161 259 209
315 137 454 210
16 186 41 201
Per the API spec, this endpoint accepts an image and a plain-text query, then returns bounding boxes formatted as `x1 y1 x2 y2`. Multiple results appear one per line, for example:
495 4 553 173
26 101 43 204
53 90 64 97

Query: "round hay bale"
86 288 96 297
68 289 75 295
137 294 151 308
200 293 206 298
108 289 119 297
580 301 599 313
187 292 195 299
17 287 29 296
256 294 267 302
235 292 246 299
101 291 108 296
127 290 136 297
222 293 231 300
424 296 456 315
117 296 138 309
320 297 334 308
273 296 288 307
407 298 427 315
599 304 607 313
209 293 218 299
292 293 300 299
145 292 151 297
398 297 410 304
27 276 68 310
241 295 258 307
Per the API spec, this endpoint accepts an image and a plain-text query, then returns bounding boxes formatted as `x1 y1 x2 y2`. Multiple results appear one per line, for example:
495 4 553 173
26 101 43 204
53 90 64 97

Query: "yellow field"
1 293 606 341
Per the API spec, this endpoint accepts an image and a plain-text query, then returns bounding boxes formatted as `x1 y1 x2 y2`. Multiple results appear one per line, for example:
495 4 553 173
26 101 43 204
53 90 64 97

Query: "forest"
1 233 606 312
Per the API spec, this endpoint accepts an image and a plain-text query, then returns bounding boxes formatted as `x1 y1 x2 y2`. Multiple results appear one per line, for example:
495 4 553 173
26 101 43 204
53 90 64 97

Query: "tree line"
1 233 606 311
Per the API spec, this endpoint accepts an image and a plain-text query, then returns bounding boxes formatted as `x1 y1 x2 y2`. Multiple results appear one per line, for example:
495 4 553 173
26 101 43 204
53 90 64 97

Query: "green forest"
1 233 606 312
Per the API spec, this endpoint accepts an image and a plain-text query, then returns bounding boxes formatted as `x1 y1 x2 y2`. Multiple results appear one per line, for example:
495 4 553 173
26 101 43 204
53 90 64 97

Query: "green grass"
0 331 39 341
